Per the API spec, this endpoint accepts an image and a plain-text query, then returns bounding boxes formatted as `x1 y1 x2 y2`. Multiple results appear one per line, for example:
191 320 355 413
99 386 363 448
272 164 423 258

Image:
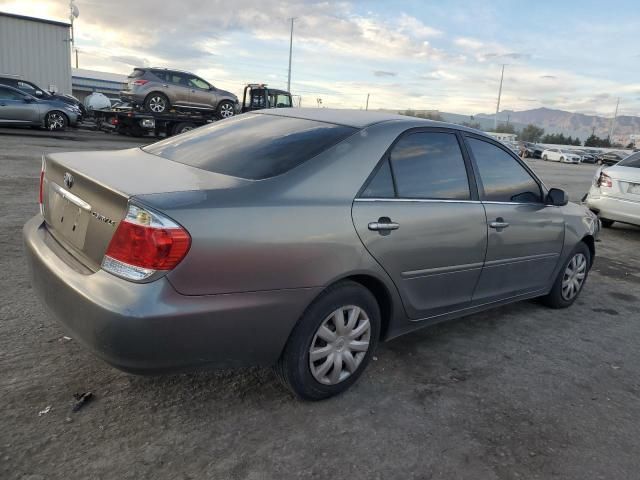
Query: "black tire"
600 218 614 228
560 157 565 163
540 242 591 309
172 122 196 136
597 159 603 165
216 100 236 119
274 281 381 401
144 93 170 113
543 154 548 161
45 111 68 131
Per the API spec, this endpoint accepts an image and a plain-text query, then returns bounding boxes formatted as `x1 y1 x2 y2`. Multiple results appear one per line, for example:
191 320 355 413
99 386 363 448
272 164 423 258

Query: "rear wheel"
541 242 591 309
145 93 170 113
560 157 565 162
45 111 67 131
600 218 614 228
274 281 380 400
216 100 235 119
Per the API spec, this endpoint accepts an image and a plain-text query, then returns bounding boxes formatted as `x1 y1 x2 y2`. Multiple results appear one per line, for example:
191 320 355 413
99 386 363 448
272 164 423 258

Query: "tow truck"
92 84 293 138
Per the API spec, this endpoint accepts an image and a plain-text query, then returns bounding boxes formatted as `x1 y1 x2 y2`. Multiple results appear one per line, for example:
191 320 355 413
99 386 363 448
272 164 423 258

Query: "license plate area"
46 184 90 250
628 183 640 195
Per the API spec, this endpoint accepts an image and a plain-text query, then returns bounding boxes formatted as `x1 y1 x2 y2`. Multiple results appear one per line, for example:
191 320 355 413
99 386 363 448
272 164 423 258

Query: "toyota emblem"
63 172 74 189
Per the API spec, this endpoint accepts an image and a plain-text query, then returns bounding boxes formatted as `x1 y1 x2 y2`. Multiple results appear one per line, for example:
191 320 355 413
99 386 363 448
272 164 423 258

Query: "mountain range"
475 108 639 142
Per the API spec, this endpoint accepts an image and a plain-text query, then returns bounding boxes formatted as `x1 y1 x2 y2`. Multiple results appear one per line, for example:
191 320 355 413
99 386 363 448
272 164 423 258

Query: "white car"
542 148 581 163
586 152 640 227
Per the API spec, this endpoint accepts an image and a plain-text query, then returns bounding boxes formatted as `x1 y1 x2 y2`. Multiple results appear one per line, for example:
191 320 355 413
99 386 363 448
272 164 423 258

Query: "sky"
2 0 639 118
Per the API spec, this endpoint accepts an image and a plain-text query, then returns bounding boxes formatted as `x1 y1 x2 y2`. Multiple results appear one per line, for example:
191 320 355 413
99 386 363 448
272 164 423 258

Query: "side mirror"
23 96 34 103
547 188 568 206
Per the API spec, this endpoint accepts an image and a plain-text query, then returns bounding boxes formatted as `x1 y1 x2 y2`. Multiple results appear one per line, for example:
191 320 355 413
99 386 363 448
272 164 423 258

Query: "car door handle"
489 218 510 229
368 221 400 231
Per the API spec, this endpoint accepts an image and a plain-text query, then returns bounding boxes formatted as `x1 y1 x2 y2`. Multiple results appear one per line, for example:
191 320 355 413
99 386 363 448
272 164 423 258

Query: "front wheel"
274 281 381 400
543 155 548 161
216 100 235 119
560 157 565 162
45 111 68 131
540 243 591 309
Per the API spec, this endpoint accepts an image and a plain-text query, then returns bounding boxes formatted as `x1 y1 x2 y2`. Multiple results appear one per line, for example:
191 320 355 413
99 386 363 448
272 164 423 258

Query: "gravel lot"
1 127 639 480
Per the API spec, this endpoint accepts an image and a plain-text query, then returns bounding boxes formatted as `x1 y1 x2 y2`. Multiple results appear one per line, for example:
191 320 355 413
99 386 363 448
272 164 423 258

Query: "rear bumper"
23 216 319 373
587 189 640 226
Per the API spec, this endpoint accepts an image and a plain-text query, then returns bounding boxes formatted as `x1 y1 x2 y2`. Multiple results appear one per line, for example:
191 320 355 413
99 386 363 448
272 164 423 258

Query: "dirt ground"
1 128 639 480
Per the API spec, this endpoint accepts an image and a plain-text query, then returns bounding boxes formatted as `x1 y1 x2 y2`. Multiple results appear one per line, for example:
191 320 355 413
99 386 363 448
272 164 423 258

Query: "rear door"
0 86 38 123
163 71 192 108
464 135 565 303
352 129 488 319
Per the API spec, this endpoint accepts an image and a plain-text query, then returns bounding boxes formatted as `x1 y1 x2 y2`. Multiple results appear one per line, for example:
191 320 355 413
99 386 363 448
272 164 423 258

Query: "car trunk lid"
41 147 248 270
603 165 640 201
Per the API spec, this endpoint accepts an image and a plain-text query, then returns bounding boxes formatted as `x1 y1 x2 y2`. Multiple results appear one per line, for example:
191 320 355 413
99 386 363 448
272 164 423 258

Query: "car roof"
253 108 488 133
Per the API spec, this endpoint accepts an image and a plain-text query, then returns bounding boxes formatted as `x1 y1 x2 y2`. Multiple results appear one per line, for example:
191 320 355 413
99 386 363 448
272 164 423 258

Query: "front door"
352 129 488 320
464 135 565 304
187 75 216 110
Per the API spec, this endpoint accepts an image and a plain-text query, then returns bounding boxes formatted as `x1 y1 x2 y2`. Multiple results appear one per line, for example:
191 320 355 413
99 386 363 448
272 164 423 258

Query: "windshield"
143 114 357 180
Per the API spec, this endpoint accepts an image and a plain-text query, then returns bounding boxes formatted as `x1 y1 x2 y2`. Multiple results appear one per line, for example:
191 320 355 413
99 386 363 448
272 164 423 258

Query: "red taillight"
105 221 191 270
133 79 149 86
598 173 612 188
102 204 191 281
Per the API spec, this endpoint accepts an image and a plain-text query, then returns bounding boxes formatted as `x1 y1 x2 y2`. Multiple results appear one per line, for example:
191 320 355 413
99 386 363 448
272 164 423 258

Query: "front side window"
467 137 542 203
188 77 210 90
144 114 356 180
389 132 471 200
276 94 291 107
17 81 36 93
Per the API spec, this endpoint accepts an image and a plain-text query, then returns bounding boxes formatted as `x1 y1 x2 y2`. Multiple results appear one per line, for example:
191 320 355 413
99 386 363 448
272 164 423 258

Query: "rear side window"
361 159 395 198
467 137 542 203
128 69 145 78
143 114 357 180
389 132 470 200
618 153 640 168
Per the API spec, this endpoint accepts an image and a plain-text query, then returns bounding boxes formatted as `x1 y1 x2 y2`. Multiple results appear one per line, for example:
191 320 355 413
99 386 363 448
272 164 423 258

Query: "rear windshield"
128 69 145 78
143 114 357 180
618 153 640 168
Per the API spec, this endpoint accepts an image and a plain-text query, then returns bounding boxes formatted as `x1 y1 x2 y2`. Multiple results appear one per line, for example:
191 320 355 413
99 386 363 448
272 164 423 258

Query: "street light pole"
365 93 370 111
494 64 505 131
608 97 620 141
287 17 296 93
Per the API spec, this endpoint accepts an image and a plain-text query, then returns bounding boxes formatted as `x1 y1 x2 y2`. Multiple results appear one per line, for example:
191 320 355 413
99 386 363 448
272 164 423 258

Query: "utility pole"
494 64 505 131
287 18 296 93
365 93 370 111
608 97 620 141
69 0 79 68
75 49 79 68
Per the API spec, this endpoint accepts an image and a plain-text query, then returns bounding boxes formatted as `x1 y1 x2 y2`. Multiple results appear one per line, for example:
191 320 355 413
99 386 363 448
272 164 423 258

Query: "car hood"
216 89 237 101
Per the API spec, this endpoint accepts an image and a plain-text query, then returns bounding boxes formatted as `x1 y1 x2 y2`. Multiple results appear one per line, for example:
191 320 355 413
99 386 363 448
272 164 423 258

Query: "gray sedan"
0 85 80 130
23 109 599 400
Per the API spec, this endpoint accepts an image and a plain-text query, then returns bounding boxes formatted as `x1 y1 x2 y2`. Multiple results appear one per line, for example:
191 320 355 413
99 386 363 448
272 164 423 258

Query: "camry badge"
63 172 74 189
91 211 116 226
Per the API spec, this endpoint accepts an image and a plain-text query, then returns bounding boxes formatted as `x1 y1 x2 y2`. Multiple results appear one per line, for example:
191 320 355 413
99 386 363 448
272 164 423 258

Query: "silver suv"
120 68 239 118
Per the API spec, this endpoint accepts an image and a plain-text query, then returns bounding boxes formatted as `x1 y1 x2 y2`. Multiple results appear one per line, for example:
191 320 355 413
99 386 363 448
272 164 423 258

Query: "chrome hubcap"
48 113 64 130
309 305 371 385
562 253 587 300
219 103 234 118
149 96 166 112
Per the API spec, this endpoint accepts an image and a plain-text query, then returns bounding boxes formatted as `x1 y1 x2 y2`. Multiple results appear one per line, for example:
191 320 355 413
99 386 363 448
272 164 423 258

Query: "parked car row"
0 84 81 130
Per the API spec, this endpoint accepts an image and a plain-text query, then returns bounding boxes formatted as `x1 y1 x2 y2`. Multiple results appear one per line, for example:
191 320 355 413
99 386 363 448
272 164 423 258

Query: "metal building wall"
0 13 72 94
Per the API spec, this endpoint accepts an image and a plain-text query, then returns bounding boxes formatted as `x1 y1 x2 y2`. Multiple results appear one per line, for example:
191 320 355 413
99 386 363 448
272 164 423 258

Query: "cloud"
396 13 442 38
540 75 557 79
109 55 150 67
373 71 397 77
454 37 484 50
481 52 531 61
